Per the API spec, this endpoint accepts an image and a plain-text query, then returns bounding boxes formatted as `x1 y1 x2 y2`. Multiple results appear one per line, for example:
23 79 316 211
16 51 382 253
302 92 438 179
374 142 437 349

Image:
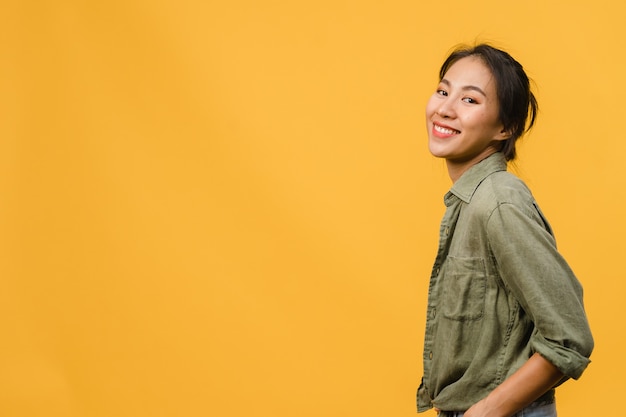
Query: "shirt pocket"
441 256 486 321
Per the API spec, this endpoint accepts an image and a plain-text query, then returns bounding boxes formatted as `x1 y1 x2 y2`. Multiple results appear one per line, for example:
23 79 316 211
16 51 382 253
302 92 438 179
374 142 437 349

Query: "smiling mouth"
433 124 460 135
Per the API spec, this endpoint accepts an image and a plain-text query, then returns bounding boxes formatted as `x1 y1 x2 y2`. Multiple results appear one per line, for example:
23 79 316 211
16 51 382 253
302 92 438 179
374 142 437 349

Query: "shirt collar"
444 152 508 206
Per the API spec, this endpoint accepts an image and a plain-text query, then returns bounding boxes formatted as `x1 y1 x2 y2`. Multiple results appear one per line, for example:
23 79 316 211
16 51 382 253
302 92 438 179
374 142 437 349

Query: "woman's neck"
445 147 500 183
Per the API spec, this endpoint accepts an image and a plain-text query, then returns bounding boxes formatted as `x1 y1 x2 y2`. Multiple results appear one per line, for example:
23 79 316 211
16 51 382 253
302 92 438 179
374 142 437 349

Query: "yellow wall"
1 1 622 416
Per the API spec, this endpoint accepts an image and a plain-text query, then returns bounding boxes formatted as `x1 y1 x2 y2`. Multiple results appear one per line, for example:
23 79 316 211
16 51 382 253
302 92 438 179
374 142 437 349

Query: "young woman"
417 44 594 417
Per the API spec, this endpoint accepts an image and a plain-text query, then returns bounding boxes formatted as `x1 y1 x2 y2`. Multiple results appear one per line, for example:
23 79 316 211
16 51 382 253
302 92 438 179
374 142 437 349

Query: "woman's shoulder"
472 170 535 209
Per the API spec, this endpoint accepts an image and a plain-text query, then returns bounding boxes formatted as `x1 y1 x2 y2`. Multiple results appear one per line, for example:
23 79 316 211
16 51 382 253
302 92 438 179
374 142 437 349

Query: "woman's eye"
436 89 448 96
462 97 477 104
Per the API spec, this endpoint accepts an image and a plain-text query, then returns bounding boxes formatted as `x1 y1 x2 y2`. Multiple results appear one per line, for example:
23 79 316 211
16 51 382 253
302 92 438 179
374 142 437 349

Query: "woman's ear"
494 127 513 141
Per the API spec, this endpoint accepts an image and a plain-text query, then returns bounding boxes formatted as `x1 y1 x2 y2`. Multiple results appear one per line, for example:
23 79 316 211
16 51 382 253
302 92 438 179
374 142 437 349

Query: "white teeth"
434 124 458 135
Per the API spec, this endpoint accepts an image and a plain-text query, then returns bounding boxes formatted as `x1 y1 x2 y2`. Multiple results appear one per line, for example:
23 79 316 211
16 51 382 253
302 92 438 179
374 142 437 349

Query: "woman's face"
426 56 508 171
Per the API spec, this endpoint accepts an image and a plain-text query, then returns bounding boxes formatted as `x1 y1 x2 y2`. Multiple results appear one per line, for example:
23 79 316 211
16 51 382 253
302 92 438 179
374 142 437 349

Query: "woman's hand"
463 397 500 417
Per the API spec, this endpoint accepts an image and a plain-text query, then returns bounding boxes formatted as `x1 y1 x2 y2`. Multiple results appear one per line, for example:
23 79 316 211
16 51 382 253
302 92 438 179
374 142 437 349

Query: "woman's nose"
436 100 455 118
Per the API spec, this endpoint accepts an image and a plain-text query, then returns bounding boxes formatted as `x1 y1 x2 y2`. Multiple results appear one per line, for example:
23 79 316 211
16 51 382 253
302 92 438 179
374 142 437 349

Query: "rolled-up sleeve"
486 201 594 379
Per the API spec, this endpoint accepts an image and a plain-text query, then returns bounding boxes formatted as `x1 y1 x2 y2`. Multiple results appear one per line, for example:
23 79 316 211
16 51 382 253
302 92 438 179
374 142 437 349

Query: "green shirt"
417 152 594 412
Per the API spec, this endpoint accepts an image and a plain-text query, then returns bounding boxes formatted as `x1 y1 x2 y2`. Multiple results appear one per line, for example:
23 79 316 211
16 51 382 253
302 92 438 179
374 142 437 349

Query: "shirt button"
429 352 433 360
432 308 436 318
445 227 449 236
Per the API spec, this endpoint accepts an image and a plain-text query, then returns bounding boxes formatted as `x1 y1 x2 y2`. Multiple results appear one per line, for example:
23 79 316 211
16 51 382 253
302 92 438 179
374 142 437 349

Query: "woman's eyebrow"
440 78 487 97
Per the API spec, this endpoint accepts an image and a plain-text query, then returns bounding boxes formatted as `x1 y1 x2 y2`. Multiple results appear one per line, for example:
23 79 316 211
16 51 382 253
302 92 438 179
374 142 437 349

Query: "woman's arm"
464 353 563 417
486 202 593 377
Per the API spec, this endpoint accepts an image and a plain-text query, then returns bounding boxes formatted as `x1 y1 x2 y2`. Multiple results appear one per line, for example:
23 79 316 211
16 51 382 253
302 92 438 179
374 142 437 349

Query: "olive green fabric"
417 152 594 413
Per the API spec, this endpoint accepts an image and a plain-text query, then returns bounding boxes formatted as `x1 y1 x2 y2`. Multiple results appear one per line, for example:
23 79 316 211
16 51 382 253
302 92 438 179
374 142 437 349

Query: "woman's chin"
428 142 449 159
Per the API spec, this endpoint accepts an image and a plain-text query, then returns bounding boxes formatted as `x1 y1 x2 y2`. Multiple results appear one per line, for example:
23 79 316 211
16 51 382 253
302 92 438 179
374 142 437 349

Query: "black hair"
439 44 538 161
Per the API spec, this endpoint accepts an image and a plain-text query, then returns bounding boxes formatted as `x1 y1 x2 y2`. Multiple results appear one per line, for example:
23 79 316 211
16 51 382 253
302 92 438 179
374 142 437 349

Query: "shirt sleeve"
486 201 594 379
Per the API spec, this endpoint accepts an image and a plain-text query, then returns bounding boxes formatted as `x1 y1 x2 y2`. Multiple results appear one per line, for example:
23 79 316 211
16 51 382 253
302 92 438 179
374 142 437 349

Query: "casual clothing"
417 152 594 413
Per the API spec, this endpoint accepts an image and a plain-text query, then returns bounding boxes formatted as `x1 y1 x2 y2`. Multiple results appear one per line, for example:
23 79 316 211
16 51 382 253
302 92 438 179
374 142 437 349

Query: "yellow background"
1 1 622 416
